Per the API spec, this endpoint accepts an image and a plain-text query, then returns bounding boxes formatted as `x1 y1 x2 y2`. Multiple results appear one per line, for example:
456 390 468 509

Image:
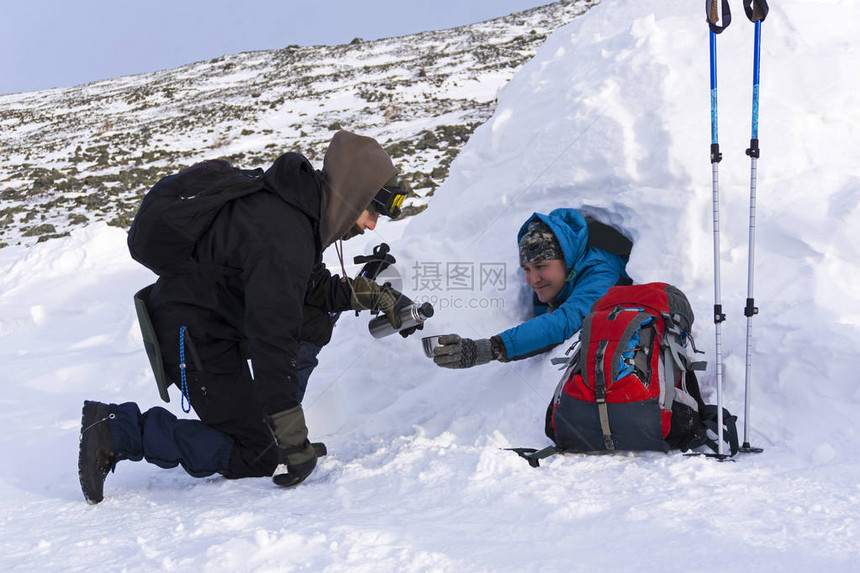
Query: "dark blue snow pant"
109 341 322 479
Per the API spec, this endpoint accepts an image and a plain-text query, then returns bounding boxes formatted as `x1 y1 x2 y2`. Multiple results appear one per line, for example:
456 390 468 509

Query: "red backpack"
512 283 738 466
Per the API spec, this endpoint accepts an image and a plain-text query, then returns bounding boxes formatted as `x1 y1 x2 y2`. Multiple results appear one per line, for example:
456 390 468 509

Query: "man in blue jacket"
433 208 630 368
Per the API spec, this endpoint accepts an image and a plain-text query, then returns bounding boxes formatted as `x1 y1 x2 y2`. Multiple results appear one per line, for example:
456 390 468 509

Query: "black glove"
432 334 499 369
265 405 318 487
399 322 424 339
350 276 408 330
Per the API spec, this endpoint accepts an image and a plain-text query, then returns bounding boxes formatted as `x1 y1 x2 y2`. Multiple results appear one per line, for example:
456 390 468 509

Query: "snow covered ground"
1 0 858 571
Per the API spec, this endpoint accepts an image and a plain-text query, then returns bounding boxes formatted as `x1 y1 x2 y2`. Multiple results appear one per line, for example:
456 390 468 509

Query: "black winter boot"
264 405 323 487
273 442 317 487
78 400 117 504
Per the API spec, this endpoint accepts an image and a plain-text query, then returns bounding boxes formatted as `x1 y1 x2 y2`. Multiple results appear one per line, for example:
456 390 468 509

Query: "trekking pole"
706 0 731 459
740 0 769 454
330 243 396 324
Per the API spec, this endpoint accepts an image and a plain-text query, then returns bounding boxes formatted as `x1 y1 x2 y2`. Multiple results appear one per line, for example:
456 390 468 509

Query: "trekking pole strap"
744 0 769 22
706 0 732 33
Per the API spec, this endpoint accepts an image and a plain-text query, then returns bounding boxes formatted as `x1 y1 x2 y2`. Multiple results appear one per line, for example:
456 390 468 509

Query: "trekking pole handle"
354 243 396 281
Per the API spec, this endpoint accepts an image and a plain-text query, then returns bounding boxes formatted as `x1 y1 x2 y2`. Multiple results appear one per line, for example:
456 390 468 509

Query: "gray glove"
432 334 499 369
265 405 317 487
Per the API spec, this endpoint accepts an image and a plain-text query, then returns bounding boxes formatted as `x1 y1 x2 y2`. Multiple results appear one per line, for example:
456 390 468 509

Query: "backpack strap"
683 405 740 457
593 340 616 451
662 314 697 370
505 446 563 468
585 216 633 259
550 340 580 370
155 261 243 278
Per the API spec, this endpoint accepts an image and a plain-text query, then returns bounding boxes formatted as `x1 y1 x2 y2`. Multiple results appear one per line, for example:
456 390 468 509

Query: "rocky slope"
0 1 597 248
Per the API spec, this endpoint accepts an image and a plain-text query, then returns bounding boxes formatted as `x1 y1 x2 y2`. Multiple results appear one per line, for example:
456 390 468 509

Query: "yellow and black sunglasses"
370 179 407 218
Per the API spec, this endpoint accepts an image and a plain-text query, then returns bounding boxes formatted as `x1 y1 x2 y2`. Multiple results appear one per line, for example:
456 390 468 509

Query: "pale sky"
1 0 552 95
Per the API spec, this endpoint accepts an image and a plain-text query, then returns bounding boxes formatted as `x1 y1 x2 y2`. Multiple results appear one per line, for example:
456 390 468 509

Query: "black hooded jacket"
147 153 351 413
144 132 395 415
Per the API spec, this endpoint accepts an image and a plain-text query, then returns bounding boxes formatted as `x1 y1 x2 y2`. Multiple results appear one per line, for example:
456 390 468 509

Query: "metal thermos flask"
368 302 434 338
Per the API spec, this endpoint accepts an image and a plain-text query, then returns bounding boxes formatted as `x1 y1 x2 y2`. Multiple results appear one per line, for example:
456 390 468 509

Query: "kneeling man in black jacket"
79 131 411 503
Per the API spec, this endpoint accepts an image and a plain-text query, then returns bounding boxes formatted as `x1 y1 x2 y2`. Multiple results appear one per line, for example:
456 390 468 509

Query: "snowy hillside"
1 0 858 571
0 0 595 248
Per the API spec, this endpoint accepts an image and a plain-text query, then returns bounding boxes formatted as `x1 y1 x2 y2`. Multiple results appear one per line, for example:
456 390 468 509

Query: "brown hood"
319 130 397 248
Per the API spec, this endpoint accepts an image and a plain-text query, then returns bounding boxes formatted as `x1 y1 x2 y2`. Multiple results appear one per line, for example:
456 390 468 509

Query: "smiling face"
522 258 567 303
